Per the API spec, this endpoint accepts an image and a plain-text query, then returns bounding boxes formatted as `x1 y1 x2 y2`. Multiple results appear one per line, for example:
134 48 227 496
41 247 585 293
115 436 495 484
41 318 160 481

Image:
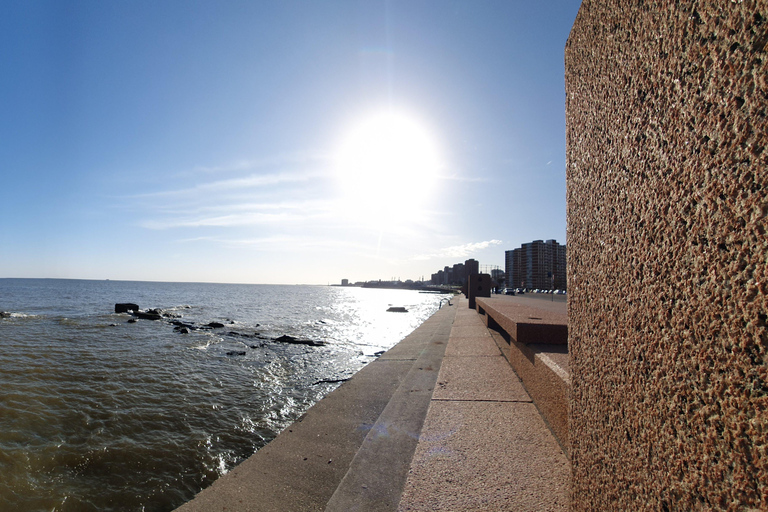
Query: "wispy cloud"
113 150 341 232
182 151 331 176
173 234 382 255
128 168 327 200
140 199 335 230
412 239 502 260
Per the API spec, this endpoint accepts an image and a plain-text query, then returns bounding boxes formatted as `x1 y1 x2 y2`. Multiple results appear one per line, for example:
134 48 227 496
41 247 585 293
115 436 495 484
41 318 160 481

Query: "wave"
0 311 37 319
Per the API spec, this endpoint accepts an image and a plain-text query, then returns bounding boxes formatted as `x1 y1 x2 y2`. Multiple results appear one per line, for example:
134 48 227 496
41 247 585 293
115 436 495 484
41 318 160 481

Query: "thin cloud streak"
127 169 327 200
141 200 336 229
174 234 384 255
186 151 331 176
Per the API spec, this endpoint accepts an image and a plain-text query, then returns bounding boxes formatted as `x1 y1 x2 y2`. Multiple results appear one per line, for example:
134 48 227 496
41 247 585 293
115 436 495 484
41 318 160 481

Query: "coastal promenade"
176 295 569 511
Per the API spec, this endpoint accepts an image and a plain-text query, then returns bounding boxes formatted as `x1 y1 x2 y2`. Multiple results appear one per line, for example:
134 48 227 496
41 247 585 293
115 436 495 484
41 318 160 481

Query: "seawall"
175 295 571 511
175 302 457 511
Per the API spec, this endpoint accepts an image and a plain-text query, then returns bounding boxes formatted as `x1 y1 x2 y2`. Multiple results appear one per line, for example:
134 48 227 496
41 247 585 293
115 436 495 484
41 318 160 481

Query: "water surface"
0 279 450 511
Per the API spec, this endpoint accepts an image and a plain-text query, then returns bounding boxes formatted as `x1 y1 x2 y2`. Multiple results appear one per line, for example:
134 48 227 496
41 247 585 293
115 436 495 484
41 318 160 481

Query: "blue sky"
1 1 581 284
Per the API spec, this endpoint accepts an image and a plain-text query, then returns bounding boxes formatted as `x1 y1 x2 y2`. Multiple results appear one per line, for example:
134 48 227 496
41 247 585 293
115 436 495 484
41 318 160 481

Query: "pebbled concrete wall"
565 1 768 510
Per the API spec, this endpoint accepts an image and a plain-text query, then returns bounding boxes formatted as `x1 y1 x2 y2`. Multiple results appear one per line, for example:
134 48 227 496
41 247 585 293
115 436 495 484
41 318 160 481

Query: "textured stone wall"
565 1 767 510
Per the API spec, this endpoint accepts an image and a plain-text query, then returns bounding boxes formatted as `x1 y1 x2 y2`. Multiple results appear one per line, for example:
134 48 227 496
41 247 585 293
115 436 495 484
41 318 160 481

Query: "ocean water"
0 278 451 512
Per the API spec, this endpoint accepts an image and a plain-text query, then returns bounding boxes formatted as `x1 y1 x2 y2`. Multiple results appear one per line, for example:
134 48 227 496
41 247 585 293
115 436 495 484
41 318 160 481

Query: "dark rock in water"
115 303 139 313
386 306 408 313
127 318 138 323
109 323 118 327
0 311 11 318
207 322 225 328
373 350 386 356
177 327 190 334
162 311 182 318
226 351 247 356
134 311 162 320
227 331 257 338
313 377 350 385
273 334 325 347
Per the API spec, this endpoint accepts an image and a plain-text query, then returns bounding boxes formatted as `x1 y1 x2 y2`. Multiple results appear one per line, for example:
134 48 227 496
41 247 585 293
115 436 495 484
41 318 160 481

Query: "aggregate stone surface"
444 329 501 356
434 356 531 402
449 324 493 339
566 1 768 508
398 401 569 512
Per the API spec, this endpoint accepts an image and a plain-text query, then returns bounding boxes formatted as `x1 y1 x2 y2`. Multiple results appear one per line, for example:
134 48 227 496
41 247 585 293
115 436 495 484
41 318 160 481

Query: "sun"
334 111 441 226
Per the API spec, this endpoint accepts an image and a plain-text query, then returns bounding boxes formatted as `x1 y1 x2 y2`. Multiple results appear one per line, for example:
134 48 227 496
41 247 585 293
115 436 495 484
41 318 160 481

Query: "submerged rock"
172 321 197 332
386 306 408 313
313 377 350 385
273 334 325 347
133 311 162 321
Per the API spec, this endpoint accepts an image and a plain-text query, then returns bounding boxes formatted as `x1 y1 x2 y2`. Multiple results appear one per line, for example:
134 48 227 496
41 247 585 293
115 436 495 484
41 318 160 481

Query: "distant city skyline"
1 1 580 284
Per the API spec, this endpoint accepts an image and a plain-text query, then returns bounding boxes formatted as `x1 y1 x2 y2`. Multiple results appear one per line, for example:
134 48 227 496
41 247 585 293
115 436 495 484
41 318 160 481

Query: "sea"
0 278 452 512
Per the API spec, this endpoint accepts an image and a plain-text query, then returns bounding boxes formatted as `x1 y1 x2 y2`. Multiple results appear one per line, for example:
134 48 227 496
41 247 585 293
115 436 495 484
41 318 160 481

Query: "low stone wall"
566 1 767 510
475 297 570 455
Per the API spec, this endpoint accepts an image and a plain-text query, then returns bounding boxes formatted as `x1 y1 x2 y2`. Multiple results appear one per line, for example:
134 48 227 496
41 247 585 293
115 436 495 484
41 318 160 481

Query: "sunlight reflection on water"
0 279 451 511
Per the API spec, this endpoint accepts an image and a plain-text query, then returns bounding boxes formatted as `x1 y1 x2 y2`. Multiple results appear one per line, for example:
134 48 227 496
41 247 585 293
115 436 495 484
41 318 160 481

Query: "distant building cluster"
339 241 565 292
430 259 479 286
505 239 566 291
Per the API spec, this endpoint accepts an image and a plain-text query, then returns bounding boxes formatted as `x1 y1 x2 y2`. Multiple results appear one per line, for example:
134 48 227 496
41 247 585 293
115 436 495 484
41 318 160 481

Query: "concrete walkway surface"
175 296 569 512
397 298 569 511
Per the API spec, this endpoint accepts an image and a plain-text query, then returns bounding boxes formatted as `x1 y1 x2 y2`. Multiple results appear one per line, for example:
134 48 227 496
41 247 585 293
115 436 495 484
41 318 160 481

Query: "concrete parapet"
566 1 768 509
476 297 567 345
467 273 492 309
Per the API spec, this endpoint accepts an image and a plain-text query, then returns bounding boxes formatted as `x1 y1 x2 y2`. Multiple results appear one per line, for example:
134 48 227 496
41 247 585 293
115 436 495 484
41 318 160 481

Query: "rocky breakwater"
113 303 327 353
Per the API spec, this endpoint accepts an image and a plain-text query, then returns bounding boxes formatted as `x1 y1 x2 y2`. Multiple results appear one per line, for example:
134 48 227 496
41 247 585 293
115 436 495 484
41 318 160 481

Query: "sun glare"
335 111 441 227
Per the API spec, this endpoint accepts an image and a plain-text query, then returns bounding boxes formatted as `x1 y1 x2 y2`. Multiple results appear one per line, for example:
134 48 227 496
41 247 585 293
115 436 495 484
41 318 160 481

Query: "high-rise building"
429 258 484 286
452 263 466 285
505 239 566 290
464 259 479 277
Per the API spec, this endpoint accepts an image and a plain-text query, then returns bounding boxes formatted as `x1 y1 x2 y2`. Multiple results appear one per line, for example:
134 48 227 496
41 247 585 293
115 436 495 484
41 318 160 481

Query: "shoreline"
175 302 458 511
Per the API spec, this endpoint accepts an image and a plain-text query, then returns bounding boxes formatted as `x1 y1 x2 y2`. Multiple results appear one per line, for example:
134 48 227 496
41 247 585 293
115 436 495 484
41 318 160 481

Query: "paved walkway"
397 297 569 511
175 296 569 511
